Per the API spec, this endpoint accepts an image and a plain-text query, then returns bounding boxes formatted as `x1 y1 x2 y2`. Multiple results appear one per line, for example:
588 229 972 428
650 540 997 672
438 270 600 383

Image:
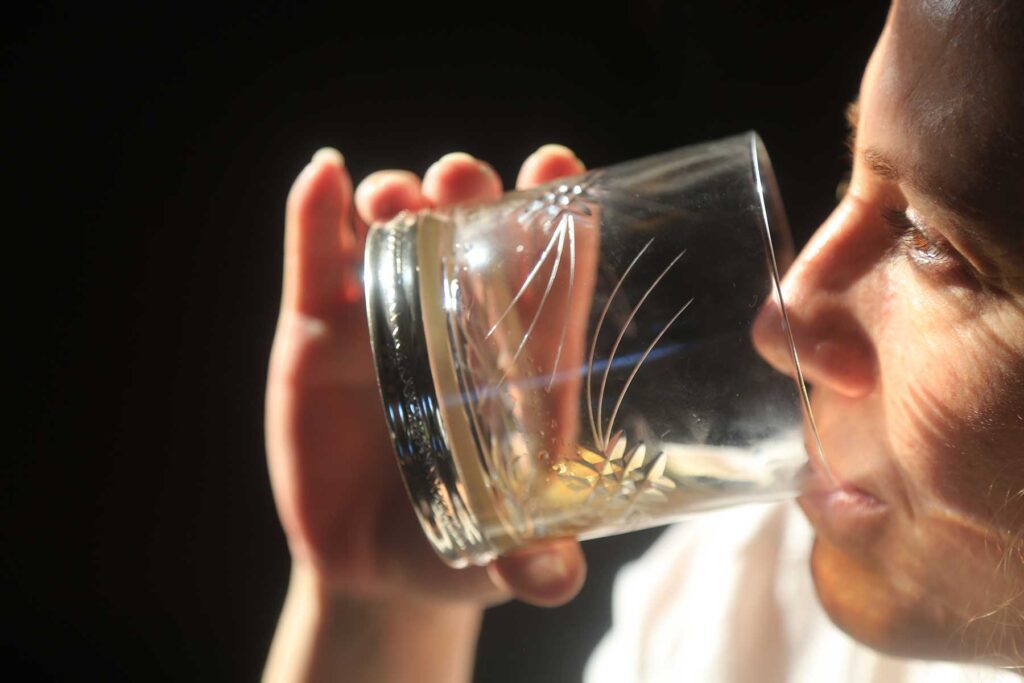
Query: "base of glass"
364 212 505 567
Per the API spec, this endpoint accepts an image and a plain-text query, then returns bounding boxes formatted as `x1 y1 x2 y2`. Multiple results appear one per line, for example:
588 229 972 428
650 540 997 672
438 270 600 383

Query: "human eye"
881 206 967 275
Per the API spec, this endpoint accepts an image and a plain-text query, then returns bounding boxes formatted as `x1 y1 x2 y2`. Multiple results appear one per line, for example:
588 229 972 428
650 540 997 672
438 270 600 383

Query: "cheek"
878 279 1024 523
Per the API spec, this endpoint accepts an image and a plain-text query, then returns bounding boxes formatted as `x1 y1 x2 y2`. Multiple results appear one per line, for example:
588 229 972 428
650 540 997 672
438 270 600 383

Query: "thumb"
487 539 587 607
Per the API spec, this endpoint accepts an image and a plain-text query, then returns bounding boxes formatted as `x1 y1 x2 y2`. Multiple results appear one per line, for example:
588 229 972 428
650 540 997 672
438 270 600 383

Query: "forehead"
862 0 1024 237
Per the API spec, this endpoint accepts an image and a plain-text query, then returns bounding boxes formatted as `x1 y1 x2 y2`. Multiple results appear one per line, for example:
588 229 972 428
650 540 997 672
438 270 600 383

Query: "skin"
264 145 589 681
753 0 1024 665
265 1 1024 678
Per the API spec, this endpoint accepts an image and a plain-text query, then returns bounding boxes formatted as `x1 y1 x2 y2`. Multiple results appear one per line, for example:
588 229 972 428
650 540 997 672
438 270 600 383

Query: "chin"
808 538 962 661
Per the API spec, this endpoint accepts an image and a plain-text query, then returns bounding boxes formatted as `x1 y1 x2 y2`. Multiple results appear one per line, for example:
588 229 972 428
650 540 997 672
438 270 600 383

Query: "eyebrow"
843 99 1022 267
844 98 975 221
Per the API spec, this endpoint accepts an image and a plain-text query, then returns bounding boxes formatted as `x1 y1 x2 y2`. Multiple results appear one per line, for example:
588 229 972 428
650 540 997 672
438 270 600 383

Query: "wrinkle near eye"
903 193 1024 289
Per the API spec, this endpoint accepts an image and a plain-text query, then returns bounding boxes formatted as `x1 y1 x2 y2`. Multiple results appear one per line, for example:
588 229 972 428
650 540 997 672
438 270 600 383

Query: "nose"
752 196 881 398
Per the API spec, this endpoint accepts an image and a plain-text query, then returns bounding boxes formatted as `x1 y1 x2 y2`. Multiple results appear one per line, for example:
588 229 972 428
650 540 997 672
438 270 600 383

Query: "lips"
799 436 890 549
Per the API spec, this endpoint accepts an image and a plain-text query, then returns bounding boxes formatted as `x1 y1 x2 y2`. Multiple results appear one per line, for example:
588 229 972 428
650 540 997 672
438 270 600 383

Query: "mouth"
798 432 890 549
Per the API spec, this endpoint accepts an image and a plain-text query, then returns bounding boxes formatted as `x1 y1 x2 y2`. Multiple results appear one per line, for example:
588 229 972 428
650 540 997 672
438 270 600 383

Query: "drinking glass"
364 132 824 567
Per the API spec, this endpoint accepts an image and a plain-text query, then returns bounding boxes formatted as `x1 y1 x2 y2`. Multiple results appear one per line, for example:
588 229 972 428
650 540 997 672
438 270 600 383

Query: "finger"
510 143 599 517
354 169 427 227
421 152 503 207
282 147 355 316
516 144 586 190
487 539 587 607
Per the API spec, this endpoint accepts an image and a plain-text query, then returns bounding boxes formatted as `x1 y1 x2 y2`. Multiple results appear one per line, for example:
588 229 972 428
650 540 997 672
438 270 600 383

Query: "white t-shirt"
585 502 1019 683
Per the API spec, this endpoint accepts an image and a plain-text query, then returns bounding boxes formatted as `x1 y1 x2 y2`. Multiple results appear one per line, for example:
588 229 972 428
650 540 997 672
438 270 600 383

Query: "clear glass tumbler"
364 132 823 567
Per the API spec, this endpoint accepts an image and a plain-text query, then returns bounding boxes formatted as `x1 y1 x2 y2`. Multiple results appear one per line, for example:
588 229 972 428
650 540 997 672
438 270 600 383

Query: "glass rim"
749 131 830 485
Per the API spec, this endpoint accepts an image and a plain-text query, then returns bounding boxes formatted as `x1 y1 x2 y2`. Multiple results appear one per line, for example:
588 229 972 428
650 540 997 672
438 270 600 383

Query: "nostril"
808 340 877 398
778 310 877 399
752 292 878 399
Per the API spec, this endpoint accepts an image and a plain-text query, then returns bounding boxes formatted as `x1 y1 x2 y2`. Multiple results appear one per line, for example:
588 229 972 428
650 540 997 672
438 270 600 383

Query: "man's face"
756 0 1024 661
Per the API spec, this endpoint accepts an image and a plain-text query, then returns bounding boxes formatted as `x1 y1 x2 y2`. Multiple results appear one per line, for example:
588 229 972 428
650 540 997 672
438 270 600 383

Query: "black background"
6 2 888 680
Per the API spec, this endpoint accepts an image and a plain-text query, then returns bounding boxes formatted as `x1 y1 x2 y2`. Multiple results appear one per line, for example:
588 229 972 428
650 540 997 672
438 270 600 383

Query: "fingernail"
437 151 476 164
311 147 345 167
535 143 577 159
523 552 568 586
429 151 497 180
